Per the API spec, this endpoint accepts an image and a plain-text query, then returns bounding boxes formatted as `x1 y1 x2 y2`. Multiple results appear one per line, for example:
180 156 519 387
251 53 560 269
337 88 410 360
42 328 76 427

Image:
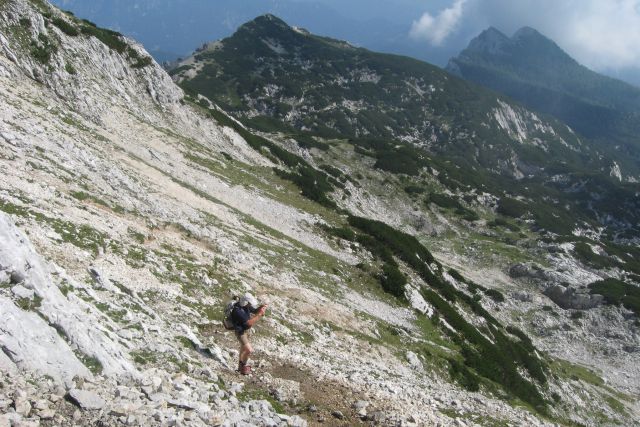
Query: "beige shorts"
236 331 250 346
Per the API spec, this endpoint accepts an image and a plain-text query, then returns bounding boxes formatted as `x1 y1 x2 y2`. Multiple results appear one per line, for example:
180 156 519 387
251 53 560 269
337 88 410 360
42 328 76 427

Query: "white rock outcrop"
0 212 138 383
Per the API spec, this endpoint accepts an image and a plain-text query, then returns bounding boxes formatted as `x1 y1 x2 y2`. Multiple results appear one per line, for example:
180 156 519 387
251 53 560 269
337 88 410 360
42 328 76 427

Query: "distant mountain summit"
447 27 640 174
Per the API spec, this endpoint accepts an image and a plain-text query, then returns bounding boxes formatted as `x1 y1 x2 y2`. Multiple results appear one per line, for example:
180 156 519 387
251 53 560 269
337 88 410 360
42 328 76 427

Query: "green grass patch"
131 350 157 365
237 387 285 414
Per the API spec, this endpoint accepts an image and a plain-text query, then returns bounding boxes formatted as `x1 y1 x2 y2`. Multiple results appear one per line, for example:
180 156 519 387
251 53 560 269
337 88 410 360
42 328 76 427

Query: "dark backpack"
223 298 239 330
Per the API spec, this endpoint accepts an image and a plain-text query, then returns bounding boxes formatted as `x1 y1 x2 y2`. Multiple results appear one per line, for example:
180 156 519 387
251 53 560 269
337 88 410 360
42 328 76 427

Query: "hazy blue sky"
51 0 640 85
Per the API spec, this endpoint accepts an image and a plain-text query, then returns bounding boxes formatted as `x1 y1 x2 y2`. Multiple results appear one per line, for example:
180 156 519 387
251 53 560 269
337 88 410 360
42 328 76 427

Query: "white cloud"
410 0 467 46
559 0 640 70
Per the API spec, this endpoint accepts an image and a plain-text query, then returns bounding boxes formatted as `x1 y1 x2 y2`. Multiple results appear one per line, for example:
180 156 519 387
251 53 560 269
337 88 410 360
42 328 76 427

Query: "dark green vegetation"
171 15 640 243
326 217 548 411
51 16 79 36
427 192 479 222
30 33 57 64
447 26 640 176
569 240 640 276
589 278 640 317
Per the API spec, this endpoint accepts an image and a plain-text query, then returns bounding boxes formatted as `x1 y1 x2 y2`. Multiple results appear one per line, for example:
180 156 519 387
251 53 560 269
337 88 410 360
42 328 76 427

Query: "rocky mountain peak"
512 25 543 40
238 13 295 37
466 26 509 55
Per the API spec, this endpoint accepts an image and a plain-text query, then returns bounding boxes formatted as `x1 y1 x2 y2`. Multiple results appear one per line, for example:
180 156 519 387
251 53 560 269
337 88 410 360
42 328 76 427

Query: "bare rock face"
0 295 91 386
0 212 138 384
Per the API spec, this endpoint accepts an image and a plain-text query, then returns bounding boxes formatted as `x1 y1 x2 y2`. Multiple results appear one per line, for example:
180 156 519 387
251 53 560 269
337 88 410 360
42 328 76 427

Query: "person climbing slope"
230 293 268 375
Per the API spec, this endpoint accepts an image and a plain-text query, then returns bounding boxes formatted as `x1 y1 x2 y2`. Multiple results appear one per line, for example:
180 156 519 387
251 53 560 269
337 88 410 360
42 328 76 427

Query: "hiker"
231 293 268 375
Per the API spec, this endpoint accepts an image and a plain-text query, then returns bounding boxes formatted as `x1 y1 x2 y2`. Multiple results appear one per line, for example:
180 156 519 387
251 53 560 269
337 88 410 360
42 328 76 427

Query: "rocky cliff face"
0 1 639 426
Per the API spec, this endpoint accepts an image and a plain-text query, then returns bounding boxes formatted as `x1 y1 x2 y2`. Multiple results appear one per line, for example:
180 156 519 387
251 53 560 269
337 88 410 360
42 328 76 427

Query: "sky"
50 0 640 86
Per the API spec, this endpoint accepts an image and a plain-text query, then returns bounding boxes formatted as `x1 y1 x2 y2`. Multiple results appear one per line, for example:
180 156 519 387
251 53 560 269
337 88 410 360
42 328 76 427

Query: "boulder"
9 270 26 285
287 415 307 427
66 389 106 410
331 410 345 420
406 351 423 370
511 291 533 303
509 263 549 280
11 285 34 300
14 397 31 417
544 285 604 310
0 296 91 386
38 409 56 420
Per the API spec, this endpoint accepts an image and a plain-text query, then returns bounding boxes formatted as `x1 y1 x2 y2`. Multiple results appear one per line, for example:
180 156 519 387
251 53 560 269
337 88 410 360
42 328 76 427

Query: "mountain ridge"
447 26 640 177
171 14 640 240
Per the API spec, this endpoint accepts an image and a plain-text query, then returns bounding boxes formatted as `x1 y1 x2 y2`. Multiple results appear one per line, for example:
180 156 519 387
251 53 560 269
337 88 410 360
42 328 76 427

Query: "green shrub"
484 288 505 303
570 311 584 320
131 55 153 69
404 185 426 195
497 197 529 218
80 24 127 53
589 278 640 316
30 33 57 64
428 193 463 210
274 167 336 208
51 17 79 36
325 226 355 241
349 138 428 176
574 242 616 270
65 62 76 74
448 268 465 282
458 208 480 222
448 359 480 392
295 134 330 151
488 217 520 231
319 164 347 181
379 262 407 299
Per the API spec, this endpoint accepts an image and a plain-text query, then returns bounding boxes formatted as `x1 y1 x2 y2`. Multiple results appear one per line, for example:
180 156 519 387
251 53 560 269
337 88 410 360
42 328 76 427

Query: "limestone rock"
406 351 423 370
14 397 31 417
66 389 106 410
0 296 91 386
9 270 25 284
544 285 604 310
11 284 34 300
331 410 344 419
509 263 549 280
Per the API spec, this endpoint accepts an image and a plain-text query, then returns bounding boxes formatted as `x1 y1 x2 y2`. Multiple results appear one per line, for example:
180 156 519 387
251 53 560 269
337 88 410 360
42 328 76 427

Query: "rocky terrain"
0 1 639 426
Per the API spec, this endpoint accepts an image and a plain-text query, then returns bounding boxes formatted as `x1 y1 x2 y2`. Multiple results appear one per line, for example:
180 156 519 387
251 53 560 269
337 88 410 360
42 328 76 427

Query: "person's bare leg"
239 343 253 365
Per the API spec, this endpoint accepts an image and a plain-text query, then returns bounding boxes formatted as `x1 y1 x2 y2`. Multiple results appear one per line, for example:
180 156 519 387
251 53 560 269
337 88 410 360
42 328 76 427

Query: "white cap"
238 293 258 308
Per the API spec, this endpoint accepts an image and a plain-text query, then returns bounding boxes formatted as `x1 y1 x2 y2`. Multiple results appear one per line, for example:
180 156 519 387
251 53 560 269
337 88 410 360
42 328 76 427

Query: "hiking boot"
239 364 251 375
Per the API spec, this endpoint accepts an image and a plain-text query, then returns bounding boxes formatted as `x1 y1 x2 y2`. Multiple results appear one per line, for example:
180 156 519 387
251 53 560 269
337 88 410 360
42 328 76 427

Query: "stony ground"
0 1 639 426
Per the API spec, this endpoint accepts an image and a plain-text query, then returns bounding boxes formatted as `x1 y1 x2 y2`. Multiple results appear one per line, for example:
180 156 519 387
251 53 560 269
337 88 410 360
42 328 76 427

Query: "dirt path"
202 324 384 426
